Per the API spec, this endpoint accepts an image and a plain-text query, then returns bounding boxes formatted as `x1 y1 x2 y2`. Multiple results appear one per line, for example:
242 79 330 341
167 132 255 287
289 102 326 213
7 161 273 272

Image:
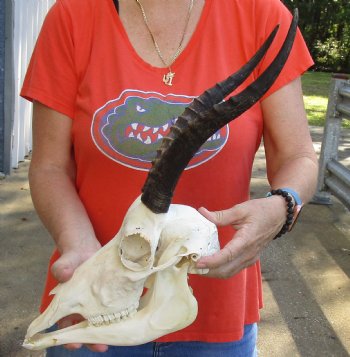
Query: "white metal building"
0 0 54 175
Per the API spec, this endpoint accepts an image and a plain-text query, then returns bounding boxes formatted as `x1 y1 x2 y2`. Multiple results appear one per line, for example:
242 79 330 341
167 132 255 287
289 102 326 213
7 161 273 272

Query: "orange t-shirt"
21 0 313 342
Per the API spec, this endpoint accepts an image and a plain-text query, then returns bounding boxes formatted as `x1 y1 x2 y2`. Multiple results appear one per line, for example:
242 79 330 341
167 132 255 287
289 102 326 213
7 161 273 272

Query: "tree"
282 0 350 72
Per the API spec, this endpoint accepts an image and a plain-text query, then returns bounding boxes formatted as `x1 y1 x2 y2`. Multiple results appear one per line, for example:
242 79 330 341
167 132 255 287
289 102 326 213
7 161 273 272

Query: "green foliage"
282 0 350 73
302 72 330 126
301 72 350 128
302 72 331 97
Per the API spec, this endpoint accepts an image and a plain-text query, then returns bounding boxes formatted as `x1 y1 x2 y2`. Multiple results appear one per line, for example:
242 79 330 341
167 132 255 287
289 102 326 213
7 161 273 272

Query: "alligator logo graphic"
91 90 229 171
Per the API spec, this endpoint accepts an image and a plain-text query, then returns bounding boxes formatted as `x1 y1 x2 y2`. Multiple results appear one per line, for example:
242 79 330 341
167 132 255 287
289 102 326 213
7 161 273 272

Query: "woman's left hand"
196 196 287 279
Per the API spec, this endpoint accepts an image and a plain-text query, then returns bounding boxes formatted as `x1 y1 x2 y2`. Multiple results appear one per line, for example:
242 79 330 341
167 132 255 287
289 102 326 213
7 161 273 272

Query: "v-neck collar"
108 0 212 74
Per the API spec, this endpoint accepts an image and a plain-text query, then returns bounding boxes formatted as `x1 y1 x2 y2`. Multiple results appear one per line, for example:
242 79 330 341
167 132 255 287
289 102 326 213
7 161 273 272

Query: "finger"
203 255 260 279
64 343 83 351
57 315 108 352
197 235 244 269
58 315 80 328
51 251 84 283
59 316 83 350
87 344 109 353
198 206 242 227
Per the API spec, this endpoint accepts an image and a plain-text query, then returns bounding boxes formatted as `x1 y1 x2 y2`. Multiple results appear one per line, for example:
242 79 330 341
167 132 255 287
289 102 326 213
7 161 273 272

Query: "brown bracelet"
267 189 295 239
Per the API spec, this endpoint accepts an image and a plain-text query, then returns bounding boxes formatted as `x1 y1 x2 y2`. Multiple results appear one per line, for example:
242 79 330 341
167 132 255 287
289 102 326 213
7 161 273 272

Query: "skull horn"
141 9 299 214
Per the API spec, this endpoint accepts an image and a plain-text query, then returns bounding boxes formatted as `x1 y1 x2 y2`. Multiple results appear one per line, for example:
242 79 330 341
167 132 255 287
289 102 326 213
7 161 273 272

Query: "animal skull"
23 196 219 349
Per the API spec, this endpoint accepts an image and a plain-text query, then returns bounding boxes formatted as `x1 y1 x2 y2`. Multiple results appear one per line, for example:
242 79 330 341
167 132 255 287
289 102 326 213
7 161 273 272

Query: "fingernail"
196 262 207 268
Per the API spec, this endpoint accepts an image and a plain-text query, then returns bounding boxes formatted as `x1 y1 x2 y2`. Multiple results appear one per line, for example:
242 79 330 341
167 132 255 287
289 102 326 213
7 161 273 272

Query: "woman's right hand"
30 102 109 352
51 245 100 283
52 246 110 353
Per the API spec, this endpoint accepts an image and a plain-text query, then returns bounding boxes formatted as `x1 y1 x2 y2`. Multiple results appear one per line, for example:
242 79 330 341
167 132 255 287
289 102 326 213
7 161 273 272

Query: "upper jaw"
23 261 198 350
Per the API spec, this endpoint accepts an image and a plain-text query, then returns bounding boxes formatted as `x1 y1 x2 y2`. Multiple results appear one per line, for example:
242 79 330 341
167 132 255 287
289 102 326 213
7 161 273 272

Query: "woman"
21 0 318 355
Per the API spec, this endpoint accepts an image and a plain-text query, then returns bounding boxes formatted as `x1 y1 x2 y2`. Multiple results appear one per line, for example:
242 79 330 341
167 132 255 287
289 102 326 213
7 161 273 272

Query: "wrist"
266 188 303 239
280 187 303 207
55 229 101 255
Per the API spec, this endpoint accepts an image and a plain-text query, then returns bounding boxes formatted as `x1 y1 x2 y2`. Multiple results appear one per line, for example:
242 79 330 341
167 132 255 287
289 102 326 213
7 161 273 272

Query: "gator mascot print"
91 90 229 171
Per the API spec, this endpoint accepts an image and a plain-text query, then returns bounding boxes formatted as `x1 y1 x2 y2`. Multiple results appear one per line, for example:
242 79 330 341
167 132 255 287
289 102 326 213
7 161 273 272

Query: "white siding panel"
11 0 54 168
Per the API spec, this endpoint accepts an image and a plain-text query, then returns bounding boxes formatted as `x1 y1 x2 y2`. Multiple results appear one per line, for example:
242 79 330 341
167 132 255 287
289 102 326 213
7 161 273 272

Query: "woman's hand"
52 244 109 353
51 243 101 285
196 196 286 279
30 102 109 352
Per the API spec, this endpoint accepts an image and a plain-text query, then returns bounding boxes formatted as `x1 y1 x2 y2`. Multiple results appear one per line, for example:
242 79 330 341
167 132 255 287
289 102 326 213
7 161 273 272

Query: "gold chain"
135 0 194 86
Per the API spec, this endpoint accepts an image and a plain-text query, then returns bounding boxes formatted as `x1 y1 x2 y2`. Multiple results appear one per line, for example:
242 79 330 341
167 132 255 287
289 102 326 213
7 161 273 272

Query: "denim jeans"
45 323 258 356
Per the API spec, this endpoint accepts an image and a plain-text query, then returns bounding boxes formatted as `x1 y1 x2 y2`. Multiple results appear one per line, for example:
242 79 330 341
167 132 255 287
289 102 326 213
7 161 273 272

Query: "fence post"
313 74 350 209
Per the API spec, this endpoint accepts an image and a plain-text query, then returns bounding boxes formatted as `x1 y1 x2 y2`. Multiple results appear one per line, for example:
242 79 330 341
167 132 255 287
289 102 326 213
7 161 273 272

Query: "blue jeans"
45 323 258 356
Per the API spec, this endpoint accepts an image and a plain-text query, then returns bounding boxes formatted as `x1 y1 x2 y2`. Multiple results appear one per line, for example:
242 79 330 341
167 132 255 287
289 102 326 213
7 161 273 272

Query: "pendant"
163 71 175 86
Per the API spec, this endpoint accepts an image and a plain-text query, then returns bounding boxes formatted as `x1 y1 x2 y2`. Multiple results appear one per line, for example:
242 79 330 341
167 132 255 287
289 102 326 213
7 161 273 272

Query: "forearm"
262 77 319 204
29 102 101 255
29 163 100 254
266 153 318 204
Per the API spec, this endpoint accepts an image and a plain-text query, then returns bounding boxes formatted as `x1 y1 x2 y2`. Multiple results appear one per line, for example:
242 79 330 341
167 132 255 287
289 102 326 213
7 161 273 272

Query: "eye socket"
136 105 146 113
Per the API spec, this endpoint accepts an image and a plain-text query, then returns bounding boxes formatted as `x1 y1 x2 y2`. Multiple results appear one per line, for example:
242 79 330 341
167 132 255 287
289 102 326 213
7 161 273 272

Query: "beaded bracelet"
267 189 295 239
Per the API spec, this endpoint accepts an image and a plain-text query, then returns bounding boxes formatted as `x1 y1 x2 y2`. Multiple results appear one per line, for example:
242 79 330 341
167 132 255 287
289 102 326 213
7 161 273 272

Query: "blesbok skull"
23 197 219 349
23 9 298 350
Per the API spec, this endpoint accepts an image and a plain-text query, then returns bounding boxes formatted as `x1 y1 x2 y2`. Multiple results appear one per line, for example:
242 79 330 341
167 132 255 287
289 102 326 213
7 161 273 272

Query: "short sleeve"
254 0 314 99
20 2 78 118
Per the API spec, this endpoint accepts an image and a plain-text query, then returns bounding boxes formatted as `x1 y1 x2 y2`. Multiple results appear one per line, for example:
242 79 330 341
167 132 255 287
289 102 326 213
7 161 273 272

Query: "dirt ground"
0 126 349 357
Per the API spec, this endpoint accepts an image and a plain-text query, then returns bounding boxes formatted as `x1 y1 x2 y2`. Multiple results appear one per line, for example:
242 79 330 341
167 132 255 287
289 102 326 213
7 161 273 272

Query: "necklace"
135 0 194 86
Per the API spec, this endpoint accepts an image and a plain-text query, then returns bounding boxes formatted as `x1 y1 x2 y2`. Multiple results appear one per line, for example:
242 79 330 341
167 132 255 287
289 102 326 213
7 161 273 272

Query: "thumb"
198 206 242 227
51 251 84 283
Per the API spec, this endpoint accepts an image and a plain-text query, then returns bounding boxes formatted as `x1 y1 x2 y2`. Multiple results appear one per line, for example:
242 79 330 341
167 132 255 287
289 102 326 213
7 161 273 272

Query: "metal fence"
313 74 350 210
0 0 54 175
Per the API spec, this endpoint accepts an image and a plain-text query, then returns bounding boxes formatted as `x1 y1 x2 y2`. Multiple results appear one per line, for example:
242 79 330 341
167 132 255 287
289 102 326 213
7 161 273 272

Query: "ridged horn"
141 9 299 214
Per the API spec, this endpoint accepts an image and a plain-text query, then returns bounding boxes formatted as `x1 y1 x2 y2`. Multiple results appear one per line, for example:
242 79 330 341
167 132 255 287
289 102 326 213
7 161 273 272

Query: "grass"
301 71 350 128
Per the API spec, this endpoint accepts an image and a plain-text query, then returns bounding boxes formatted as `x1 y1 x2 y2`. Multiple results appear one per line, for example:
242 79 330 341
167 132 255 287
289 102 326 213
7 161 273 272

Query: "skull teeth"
88 305 138 327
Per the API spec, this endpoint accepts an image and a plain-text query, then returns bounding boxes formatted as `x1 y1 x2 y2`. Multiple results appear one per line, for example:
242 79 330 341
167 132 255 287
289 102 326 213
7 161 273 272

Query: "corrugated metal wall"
11 0 54 169
0 0 12 175
0 0 54 175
